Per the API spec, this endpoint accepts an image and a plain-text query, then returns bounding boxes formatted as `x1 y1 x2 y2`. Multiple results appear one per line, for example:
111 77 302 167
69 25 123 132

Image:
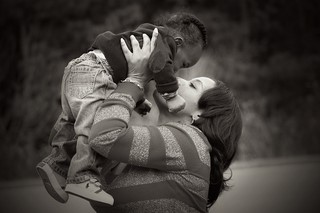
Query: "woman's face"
154 77 216 115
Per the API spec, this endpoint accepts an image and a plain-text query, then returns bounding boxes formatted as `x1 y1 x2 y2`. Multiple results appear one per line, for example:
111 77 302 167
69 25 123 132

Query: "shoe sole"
36 162 68 203
65 184 114 205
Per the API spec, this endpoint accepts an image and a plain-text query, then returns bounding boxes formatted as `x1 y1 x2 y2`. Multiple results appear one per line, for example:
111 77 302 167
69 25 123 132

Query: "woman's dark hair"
154 12 207 48
193 80 242 209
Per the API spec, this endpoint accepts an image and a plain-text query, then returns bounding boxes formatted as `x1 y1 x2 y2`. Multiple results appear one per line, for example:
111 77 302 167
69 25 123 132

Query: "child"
36 12 207 204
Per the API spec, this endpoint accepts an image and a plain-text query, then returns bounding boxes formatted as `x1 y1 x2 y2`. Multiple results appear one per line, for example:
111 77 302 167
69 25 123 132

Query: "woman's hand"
120 28 158 88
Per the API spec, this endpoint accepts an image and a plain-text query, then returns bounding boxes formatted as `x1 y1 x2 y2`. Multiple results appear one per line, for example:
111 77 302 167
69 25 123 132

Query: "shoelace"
86 178 103 193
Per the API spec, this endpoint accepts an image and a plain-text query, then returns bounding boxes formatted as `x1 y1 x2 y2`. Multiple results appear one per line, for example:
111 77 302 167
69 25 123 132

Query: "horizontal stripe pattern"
103 166 209 212
108 179 207 212
164 123 211 181
108 92 136 109
90 129 122 157
115 199 199 213
168 123 211 167
147 126 167 169
129 126 151 166
158 126 187 170
93 104 130 124
88 90 211 212
89 118 127 141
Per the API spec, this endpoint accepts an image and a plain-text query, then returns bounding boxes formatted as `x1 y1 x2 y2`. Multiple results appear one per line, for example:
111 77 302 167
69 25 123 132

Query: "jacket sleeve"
148 35 178 94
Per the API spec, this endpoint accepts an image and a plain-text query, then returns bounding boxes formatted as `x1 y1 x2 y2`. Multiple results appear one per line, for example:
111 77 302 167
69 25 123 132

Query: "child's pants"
42 51 117 183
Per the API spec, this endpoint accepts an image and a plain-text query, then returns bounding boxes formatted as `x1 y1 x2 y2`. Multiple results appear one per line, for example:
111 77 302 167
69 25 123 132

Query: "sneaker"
65 178 114 205
36 162 69 203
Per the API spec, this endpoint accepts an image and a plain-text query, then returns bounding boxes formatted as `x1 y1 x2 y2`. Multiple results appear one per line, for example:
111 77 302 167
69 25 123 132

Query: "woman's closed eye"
189 82 196 89
189 79 204 91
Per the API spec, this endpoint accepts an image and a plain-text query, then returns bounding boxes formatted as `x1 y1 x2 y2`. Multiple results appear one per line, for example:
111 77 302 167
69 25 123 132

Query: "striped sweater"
89 82 212 213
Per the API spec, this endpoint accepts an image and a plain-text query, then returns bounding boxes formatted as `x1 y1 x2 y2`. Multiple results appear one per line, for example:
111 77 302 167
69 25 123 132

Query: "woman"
88 30 242 212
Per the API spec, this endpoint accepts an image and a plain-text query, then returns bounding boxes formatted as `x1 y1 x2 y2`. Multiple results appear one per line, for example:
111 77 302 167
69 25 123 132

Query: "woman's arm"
89 82 211 176
88 29 210 176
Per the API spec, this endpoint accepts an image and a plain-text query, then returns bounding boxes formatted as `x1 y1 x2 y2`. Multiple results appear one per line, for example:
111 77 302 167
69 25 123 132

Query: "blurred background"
0 0 319 186
0 0 320 180
1 0 320 212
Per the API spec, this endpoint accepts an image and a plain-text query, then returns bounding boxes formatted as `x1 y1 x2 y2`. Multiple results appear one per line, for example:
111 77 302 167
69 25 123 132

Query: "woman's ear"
191 110 202 123
174 37 184 47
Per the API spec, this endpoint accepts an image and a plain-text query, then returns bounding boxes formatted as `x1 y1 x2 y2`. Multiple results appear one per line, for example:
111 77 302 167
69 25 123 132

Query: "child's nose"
177 77 186 87
176 77 182 86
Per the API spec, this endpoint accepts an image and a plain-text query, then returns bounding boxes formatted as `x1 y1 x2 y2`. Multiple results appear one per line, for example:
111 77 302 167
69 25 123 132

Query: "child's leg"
36 55 81 203
63 52 116 204
36 112 76 203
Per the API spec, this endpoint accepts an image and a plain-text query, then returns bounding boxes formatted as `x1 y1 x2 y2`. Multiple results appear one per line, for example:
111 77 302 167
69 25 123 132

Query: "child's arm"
148 35 177 93
148 35 186 112
162 92 186 113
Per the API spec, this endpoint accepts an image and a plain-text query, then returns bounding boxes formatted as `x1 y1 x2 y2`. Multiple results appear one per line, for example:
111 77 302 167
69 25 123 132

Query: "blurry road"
211 156 320 213
1 156 319 213
0 179 94 213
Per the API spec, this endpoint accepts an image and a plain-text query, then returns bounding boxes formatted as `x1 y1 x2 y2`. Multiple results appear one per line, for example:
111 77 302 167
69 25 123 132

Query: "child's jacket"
89 23 178 94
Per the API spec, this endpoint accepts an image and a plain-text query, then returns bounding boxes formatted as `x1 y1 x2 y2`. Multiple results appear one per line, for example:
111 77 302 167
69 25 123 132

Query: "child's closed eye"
182 63 190 68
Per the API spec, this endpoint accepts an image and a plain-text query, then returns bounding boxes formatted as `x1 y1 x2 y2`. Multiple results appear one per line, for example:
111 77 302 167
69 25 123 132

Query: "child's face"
173 43 203 72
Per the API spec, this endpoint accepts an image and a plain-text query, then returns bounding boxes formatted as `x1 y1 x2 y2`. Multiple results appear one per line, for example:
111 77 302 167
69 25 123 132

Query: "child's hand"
135 99 152 116
166 95 186 113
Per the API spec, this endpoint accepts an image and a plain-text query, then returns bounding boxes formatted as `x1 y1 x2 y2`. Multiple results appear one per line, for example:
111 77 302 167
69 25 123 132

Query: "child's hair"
154 12 207 48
